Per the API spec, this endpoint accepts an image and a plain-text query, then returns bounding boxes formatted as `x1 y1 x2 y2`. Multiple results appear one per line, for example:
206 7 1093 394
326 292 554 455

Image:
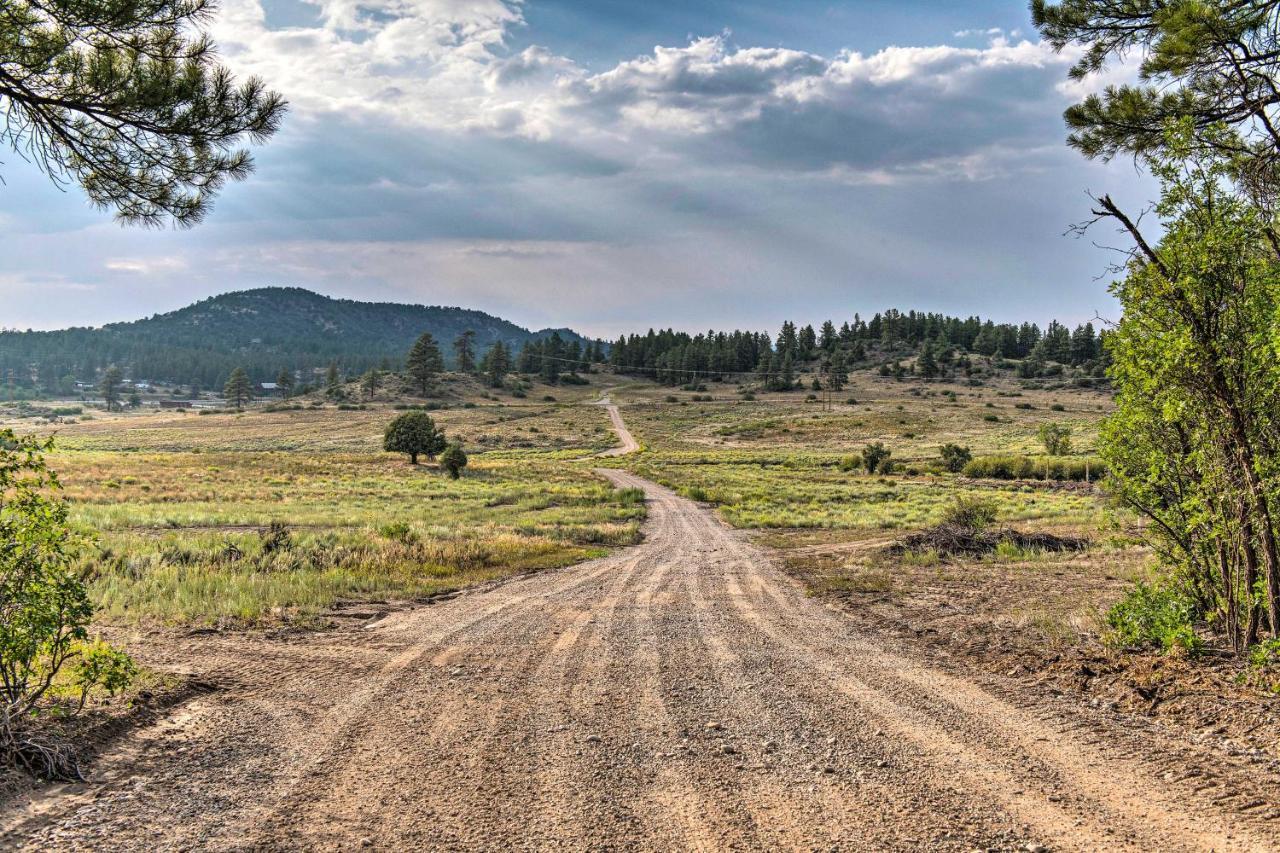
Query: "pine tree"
481 341 511 388
453 330 477 374
780 352 795 390
0 0 285 226
361 368 381 400
276 369 295 399
828 353 848 392
100 366 123 411
325 362 343 400
406 332 444 396
224 367 253 408
917 341 940 378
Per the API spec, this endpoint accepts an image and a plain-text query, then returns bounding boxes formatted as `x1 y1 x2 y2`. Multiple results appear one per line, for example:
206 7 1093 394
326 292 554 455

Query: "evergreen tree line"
606 310 1108 386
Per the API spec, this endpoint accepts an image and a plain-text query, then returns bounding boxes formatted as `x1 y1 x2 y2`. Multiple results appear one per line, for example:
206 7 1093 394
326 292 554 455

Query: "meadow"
3 384 642 626
2 367 1132 637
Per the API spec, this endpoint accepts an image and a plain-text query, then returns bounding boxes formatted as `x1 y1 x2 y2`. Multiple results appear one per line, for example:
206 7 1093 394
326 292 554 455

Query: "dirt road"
595 393 639 456
5 406 1280 851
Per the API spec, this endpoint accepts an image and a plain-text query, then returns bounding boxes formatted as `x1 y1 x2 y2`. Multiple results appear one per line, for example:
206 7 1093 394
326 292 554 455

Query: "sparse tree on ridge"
0 0 286 226
224 367 253 408
406 332 444 396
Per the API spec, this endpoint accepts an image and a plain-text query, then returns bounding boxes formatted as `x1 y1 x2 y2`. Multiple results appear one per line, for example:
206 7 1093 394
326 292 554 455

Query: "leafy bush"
940 495 998 530
377 522 415 543
861 442 891 474
259 521 292 554
440 442 469 480
0 430 134 779
938 443 972 473
1105 582 1203 656
962 455 1105 482
1038 422 1072 456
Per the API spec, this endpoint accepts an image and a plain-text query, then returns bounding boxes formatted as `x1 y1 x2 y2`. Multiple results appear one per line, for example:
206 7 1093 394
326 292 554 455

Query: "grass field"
4 380 642 626
612 372 1112 532
3 367 1132 634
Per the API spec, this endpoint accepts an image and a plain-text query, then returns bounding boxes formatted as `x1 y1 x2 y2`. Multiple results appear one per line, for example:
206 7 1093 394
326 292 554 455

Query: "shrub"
837 455 861 473
0 430 134 779
1038 422 1072 456
876 457 896 475
440 442 469 480
1105 582 1203 656
259 521 292 554
938 443 972 473
982 413 999 423
1050 403 1066 412
664 395 678 403
941 495 998 531
861 442 891 474
377 521 416 543
962 454 1105 481
383 412 446 464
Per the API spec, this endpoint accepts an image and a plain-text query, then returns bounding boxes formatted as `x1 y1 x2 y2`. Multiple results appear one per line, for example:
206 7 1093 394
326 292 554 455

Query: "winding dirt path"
5 404 1280 850
594 392 639 457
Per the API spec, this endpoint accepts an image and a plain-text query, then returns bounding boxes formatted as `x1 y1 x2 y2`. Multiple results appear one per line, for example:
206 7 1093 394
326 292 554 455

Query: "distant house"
159 400 191 409
259 382 281 395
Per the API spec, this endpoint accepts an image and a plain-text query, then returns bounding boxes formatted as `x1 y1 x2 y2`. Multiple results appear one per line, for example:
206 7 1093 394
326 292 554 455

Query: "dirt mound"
886 523 1089 558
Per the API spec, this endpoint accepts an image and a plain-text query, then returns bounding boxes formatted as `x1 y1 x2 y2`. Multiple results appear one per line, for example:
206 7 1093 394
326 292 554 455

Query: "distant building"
159 400 191 409
258 382 281 395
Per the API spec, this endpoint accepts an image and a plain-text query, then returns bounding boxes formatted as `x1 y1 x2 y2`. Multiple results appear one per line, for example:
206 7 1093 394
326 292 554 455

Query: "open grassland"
4 390 641 626
613 373 1112 532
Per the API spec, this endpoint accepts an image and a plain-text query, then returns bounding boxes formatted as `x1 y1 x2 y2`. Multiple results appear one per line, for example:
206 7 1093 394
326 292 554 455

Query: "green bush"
861 442 891 474
962 454 1105 482
1105 582 1203 656
938 443 972 473
941 495 998 530
0 430 134 779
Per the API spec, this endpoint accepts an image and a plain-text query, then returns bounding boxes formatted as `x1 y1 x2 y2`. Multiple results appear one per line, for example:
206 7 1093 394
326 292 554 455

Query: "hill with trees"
606 309 1108 388
0 287 597 392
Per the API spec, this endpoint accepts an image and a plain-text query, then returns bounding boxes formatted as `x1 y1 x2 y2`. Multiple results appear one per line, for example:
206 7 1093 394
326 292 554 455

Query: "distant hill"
0 287 597 391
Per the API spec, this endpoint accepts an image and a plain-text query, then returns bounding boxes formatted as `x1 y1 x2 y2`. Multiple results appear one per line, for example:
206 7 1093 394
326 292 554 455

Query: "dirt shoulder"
768 527 1280 768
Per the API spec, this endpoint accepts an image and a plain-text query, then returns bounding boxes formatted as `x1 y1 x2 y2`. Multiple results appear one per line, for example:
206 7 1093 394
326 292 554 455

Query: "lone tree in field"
440 442 468 480
224 368 253 408
1038 423 1072 456
406 332 444 396
0 0 285 226
453 330 477 374
0 430 135 780
480 340 511 389
99 366 122 411
383 412 446 464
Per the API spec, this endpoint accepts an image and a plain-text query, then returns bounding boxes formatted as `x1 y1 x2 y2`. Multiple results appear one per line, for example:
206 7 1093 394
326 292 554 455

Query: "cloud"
210 5 1080 181
105 257 189 275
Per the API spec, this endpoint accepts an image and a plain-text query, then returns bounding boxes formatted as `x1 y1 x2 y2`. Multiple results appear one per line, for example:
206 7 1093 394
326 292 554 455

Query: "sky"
0 0 1154 337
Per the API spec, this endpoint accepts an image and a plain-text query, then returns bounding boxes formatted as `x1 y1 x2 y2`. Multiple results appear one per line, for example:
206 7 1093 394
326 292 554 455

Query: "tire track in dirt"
5 405 1280 850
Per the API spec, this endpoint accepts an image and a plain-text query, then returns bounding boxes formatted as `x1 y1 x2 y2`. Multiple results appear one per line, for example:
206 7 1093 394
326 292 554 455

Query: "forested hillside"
0 287 595 391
